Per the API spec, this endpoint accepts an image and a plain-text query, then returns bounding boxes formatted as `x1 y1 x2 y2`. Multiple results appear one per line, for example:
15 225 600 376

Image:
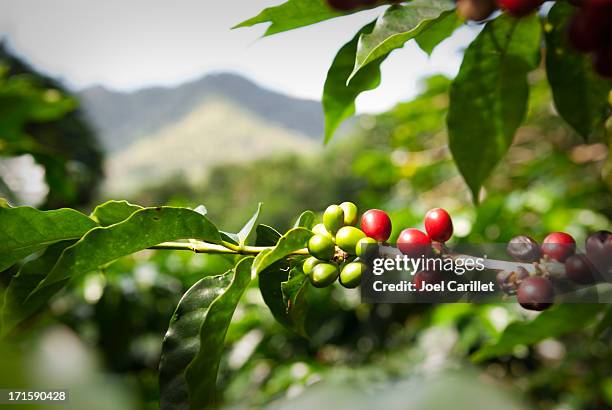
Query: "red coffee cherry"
497 0 544 17
568 2 612 52
360 209 392 242
565 254 598 285
586 230 612 281
541 232 576 262
398 228 432 258
517 276 554 311
593 43 612 78
326 0 361 10
414 270 443 291
507 235 541 262
424 208 454 242
457 0 497 21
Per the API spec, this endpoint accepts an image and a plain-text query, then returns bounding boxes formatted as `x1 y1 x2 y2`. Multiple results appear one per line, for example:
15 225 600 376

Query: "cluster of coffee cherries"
567 0 612 78
304 203 456 289
501 230 611 310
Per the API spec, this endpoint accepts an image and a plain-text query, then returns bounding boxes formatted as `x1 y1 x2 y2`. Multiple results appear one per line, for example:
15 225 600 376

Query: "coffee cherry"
303 257 321 276
311 263 340 288
541 232 576 262
340 262 367 288
339 201 359 226
565 254 598 284
497 0 544 17
360 209 392 242
593 43 612 78
308 234 335 261
456 0 497 21
356 237 378 257
414 270 443 291
335 226 366 254
398 228 431 258
323 205 345 234
517 276 554 311
424 208 454 242
507 235 541 262
586 230 611 280
312 223 333 239
326 0 361 11
567 2 612 52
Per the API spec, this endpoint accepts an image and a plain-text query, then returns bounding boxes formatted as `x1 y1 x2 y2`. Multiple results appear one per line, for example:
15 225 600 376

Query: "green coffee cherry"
356 237 378 257
312 223 333 239
323 205 344 234
339 202 358 226
302 257 321 275
311 263 339 288
340 262 366 288
335 226 366 254
308 234 335 261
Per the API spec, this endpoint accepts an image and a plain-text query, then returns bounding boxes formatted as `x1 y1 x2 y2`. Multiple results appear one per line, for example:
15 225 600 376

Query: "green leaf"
185 257 254 409
349 0 455 82
258 262 293 329
545 2 611 139
90 200 143 226
447 14 541 202
323 21 384 143
594 306 612 338
234 0 357 37
281 268 311 337
293 210 316 229
237 203 262 247
255 224 282 247
252 228 312 276
0 241 73 337
29 207 221 299
0 206 97 272
472 304 602 362
415 11 461 55
159 257 253 410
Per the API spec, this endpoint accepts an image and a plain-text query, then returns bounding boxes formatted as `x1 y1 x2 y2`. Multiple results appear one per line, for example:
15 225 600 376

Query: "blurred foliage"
0 43 103 209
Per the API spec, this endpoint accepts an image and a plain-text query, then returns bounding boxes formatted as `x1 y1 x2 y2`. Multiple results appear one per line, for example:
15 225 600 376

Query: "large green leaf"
472 304 602 362
349 0 455 82
293 210 316 229
237 203 262 247
159 257 253 410
415 11 461 55
0 206 97 272
323 21 383 143
90 200 143 226
185 257 254 409
447 14 541 202
234 0 361 36
252 227 312 276
255 224 282 246
545 2 611 139
29 207 221 298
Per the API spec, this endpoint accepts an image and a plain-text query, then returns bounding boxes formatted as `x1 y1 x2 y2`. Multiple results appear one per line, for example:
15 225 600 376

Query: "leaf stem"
150 241 309 256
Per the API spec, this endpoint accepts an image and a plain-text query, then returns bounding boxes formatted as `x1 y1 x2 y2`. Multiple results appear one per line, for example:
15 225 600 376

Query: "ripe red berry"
326 0 361 10
507 235 541 262
424 208 454 242
593 43 612 78
541 232 576 262
397 228 432 258
517 276 554 311
360 209 392 242
414 270 443 291
565 254 598 284
567 2 612 52
497 0 544 17
456 0 497 21
586 230 611 281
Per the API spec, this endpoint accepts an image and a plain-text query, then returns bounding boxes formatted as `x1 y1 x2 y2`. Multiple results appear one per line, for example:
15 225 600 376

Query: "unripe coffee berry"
507 235 541 262
517 276 554 311
302 257 321 276
565 254 597 284
339 202 359 226
312 223 333 239
398 228 431 258
356 237 378 257
340 262 367 288
323 205 345 234
308 234 335 261
335 226 366 254
360 209 392 242
311 263 339 288
424 208 453 242
541 232 576 262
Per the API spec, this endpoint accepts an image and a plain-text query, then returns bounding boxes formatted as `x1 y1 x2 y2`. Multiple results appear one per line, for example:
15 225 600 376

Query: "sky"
0 0 478 113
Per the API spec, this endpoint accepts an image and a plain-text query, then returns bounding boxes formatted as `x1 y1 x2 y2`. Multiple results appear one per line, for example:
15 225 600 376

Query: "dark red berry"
326 0 361 10
424 208 454 242
586 230 612 281
565 254 598 284
593 42 612 78
497 0 544 17
507 235 541 262
360 209 392 242
457 0 497 21
414 270 443 291
568 2 612 52
517 276 554 311
398 228 431 258
541 232 576 262
497 266 529 295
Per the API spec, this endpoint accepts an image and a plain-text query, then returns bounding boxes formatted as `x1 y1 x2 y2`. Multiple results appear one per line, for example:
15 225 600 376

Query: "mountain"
79 73 325 153
78 73 325 194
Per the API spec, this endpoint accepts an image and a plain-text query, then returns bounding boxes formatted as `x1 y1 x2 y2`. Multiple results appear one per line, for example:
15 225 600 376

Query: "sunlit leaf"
90 200 143 226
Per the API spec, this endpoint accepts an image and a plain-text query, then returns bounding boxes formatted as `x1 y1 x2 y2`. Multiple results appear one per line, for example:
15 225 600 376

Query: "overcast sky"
0 0 478 112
